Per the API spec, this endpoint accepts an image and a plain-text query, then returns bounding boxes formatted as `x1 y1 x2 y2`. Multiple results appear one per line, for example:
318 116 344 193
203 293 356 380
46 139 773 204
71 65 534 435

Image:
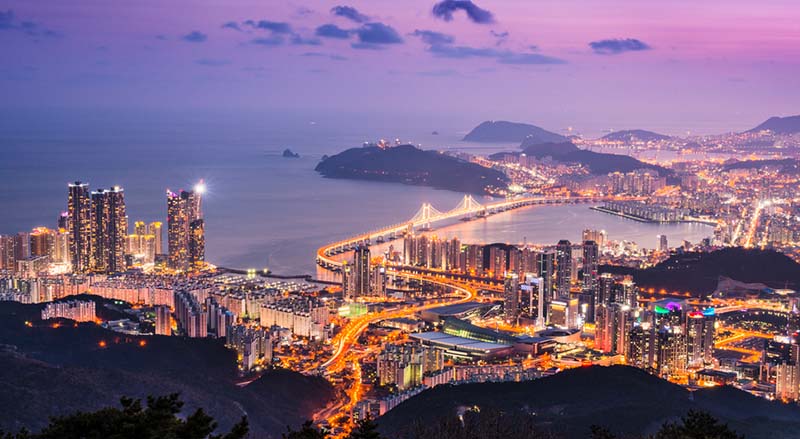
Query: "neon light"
702 307 716 316
666 301 682 311
654 305 669 314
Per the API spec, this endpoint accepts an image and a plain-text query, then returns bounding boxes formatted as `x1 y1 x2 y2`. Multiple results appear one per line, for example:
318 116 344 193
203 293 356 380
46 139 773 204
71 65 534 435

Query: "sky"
1 0 799 135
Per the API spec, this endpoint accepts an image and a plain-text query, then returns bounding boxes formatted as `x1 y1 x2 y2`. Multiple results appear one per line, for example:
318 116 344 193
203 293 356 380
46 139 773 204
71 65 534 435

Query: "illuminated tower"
91 186 127 273
167 190 189 270
503 273 520 324
536 250 555 299
555 240 572 298
68 181 92 272
352 245 371 298
167 183 205 271
582 240 599 292
150 221 163 255
29 227 54 258
189 218 205 268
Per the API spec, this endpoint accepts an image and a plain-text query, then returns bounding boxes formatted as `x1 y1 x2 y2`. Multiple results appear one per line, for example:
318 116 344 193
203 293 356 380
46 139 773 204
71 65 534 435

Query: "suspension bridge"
316 194 623 272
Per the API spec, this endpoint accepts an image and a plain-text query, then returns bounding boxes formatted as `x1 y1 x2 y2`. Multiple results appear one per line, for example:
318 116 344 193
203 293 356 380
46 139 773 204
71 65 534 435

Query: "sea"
0 108 713 276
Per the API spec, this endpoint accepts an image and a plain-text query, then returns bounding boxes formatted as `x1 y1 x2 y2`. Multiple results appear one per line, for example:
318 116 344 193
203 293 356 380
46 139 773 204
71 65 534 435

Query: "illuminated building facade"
167 188 204 271
503 273 520 324
90 187 127 273
68 181 92 272
555 239 572 298
353 245 371 299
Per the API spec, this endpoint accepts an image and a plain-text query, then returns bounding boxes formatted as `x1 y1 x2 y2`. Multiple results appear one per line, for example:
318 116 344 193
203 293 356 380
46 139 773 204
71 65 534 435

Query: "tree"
590 425 617 439
1 394 248 439
282 421 328 439
653 410 743 439
346 417 383 439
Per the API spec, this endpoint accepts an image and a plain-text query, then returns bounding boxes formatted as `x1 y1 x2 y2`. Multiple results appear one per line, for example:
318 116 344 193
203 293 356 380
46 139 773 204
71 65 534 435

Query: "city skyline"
2 1 800 438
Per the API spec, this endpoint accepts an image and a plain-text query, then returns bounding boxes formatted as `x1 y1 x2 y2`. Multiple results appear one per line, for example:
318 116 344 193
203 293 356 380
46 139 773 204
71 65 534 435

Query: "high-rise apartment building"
555 240 572 298
167 188 204 271
68 181 92 272
353 245 371 298
91 186 127 273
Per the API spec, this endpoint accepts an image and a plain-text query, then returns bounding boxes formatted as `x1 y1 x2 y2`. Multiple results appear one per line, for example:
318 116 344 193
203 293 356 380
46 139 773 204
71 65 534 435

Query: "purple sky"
2 0 799 135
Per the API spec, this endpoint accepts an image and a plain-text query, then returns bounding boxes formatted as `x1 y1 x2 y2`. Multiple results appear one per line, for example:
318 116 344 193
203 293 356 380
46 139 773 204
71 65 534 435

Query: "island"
601 129 670 142
314 144 508 195
463 120 566 144
282 148 300 158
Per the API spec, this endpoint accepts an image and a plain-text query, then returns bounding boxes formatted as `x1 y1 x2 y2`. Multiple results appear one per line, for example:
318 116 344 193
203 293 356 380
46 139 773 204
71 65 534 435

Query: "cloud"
432 1 494 24
222 21 241 31
315 23 351 39
295 7 314 18
427 42 565 65
195 58 231 67
291 34 322 46
331 5 369 23
302 52 348 61
0 10 13 29
182 31 207 43
251 36 284 46
227 19 319 47
244 20 293 34
589 38 651 55
410 29 455 46
497 52 565 65
417 69 459 77
155 34 168 40
0 9 60 38
354 22 403 45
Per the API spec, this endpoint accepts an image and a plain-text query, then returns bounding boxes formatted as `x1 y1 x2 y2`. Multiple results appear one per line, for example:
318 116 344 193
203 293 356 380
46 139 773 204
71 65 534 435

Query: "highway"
310 272 480 434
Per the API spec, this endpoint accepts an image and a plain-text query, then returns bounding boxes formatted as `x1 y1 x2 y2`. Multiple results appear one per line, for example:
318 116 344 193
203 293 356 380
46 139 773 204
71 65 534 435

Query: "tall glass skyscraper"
68 181 92 272
90 186 127 273
167 188 204 271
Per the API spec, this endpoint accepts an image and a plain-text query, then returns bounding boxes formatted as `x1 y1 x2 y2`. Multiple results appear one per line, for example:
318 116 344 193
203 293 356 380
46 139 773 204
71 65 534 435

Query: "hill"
462 121 566 144
315 144 508 195
520 141 671 176
746 115 800 134
601 129 670 142
378 365 800 439
601 248 800 296
0 301 334 437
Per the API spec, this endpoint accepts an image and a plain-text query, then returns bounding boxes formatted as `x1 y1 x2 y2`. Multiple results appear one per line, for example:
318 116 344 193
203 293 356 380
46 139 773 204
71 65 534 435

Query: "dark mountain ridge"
601 247 800 296
0 301 334 437
378 365 800 439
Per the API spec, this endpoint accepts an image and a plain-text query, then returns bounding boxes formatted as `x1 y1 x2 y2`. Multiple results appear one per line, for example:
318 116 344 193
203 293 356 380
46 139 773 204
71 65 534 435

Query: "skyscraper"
353 245 371 298
91 186 127 273
582 240 599 294
29 227 54 259
150 221 164 256
555 240 572 298
0 235 16 271
167 187 204 271
658 234 669 252
189 218 205 268
68 181 92 272
503 273 520 324
536 250 555 300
